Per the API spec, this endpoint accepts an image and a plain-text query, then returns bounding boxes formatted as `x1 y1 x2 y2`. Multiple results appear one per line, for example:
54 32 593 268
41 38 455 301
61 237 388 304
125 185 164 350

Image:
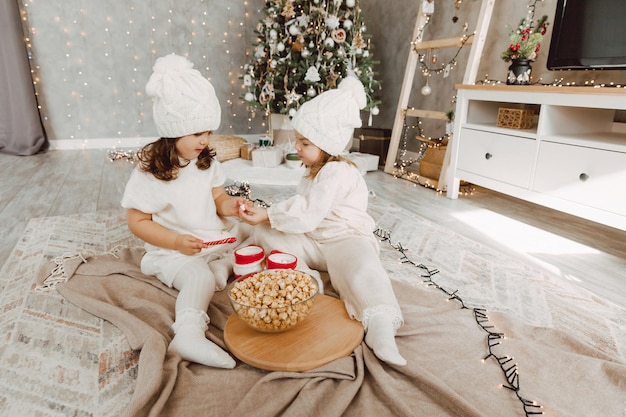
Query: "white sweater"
268 161 375 242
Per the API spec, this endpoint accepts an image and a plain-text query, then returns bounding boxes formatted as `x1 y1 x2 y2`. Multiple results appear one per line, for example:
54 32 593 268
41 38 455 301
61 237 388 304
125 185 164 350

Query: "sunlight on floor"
452 208 600 278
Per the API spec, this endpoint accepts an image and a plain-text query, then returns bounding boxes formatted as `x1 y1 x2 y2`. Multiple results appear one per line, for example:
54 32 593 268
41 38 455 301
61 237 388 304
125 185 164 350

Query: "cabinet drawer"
534 142 626 216
457 128 535 188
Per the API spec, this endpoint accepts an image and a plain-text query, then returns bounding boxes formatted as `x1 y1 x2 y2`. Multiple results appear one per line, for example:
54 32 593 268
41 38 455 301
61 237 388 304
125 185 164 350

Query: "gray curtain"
0 0 48 155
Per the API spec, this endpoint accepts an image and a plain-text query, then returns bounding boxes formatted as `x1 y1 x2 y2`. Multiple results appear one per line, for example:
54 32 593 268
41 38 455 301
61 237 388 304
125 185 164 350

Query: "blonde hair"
306 151 356 179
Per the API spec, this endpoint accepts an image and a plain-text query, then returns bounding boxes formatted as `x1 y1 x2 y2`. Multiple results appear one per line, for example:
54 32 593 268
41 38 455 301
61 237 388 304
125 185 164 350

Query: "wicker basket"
496 108 534 129
418 144 446 180
419 160 443 180
208 135 247 162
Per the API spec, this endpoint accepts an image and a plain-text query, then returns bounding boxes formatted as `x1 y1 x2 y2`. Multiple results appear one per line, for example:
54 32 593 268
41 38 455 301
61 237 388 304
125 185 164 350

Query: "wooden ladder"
383 0 495 183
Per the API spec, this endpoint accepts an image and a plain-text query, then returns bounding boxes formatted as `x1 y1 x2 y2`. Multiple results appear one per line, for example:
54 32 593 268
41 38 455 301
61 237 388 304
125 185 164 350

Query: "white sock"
364 312 407 366
168 308 236 369
208 255 233 283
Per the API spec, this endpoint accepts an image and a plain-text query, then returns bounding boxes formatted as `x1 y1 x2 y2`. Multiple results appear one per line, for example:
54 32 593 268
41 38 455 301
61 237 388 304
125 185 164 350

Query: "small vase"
507 59 532 85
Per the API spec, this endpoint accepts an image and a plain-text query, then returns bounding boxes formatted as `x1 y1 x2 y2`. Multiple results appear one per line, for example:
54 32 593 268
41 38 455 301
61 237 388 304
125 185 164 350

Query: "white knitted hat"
145 54 221 138
290 76 366 156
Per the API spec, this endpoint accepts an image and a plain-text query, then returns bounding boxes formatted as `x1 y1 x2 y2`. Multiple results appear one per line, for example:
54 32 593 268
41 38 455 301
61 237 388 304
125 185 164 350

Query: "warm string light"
374 228 544 417
476 76 626 89
18 1 263 140
391 115 473 194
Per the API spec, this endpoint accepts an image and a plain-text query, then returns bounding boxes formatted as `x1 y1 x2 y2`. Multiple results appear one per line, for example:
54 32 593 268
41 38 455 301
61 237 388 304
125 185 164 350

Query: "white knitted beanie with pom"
290 76 366 156
145 53 221 138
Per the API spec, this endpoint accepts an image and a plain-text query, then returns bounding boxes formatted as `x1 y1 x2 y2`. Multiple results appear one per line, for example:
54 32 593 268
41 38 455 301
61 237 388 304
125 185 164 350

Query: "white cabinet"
447 85 626 231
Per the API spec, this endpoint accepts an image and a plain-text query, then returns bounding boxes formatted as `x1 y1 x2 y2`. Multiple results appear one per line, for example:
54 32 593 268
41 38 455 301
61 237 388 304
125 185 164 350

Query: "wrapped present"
351 128 391 165
240 143 258 160
345 152 379 173
252 147 282 168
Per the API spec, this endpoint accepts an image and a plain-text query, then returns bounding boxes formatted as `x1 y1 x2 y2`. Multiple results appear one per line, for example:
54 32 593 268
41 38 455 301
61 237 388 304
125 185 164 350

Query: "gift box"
351 128 391 165
240 143 258 160
345 152 379 173
252 147 282 168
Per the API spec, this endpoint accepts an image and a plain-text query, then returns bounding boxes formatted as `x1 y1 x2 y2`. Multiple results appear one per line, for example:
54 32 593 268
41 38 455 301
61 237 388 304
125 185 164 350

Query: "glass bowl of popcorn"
227 269 319 333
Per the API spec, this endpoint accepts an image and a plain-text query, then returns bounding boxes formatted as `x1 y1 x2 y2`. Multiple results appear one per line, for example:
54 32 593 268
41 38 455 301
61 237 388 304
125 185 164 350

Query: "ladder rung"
413 36 473 52
404 108 448 120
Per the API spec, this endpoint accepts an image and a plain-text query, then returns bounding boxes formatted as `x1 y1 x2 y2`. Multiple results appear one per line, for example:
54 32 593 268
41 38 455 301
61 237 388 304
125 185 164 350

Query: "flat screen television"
547 0 626 70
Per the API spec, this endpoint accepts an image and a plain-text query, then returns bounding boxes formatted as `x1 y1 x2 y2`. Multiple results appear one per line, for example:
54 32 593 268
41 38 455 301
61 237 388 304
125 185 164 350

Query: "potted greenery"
501 13 549 85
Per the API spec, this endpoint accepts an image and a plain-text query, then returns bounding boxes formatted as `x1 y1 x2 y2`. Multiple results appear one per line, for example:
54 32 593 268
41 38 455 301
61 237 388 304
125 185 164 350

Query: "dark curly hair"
137 137 217 181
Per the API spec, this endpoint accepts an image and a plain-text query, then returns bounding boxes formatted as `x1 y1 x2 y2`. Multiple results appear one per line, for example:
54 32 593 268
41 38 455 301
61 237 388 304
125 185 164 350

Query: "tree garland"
374 228 544 417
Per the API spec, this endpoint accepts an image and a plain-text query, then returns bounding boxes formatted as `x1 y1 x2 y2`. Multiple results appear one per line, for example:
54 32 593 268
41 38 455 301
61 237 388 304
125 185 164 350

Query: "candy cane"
203 237 237 247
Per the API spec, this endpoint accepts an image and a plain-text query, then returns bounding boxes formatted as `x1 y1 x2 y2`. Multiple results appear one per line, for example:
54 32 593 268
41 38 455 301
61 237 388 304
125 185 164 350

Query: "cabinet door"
534 142 626 216
457 128 535 188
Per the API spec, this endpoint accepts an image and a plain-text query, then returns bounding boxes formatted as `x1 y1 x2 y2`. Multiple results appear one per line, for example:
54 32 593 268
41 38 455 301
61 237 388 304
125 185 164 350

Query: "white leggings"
172 258 216 314
252 223 403 327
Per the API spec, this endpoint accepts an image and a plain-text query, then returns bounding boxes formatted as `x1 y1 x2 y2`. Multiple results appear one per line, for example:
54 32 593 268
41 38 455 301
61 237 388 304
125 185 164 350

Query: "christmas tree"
242 0 381 118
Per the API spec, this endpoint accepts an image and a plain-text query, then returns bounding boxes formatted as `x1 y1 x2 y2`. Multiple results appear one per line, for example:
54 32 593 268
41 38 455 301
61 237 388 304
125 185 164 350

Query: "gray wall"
19 0 626 143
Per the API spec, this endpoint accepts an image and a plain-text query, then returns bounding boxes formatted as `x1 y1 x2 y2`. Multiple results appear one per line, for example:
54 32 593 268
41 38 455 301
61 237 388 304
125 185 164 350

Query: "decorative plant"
501 14 549 62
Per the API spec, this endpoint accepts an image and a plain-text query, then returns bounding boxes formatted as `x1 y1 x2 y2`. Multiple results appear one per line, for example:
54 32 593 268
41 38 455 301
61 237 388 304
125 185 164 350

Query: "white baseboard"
48 134 265 150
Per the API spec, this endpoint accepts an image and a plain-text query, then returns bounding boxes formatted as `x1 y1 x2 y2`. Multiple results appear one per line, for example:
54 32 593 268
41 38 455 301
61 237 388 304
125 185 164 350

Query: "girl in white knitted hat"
121 54 250 368
240 77 406 367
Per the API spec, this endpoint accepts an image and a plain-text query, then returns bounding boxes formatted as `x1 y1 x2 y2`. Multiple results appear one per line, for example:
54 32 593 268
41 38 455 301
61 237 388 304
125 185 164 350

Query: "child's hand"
238 205 269 225
175 234 204 255
234 198 254 218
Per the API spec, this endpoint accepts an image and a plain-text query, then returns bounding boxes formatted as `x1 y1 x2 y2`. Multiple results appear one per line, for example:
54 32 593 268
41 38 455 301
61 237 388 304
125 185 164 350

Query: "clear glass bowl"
227 269 318 333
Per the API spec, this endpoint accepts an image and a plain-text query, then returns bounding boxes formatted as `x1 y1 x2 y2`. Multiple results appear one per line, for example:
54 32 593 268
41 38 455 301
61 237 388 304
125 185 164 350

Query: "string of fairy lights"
374 228 545 417
16 0 263 143
392 0 625 192
222 181 544 415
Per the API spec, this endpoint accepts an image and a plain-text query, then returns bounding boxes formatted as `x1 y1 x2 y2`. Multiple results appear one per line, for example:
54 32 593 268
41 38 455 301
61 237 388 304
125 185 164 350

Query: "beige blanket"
41 248 625 417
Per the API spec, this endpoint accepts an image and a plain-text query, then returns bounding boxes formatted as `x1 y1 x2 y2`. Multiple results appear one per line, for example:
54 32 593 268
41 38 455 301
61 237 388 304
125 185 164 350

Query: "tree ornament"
292 34 305 52
289 24 300 36
305 66 321 82
259 82 275 106
326 70 340 88
346 0 355 7
307 86 317 97
352 31 366 49
421 76 432 95
332 29 347 43
325 15 340 30
282 0 295 19
285 89 302 106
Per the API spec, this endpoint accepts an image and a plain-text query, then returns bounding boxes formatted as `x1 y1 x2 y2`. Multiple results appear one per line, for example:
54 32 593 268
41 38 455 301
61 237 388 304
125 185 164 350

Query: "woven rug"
0 190 624 417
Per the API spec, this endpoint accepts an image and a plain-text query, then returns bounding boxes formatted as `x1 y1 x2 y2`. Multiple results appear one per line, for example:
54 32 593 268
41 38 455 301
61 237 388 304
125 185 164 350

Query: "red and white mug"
266 250 298 270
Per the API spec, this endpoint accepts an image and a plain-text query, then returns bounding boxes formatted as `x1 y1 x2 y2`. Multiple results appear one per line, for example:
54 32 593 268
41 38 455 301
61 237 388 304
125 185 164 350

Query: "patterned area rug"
0 191 624 417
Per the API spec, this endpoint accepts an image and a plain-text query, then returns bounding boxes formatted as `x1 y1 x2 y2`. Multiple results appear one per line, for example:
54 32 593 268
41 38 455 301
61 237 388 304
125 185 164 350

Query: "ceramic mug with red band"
233 245 265 278
266 250 298 270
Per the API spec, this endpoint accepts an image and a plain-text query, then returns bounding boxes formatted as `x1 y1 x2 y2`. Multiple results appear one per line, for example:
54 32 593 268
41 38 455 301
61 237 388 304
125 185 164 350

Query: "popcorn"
228 269 318 332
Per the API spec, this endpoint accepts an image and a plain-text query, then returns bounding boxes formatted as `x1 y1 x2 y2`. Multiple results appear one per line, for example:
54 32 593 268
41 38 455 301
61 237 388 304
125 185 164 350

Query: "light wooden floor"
1 149 624 307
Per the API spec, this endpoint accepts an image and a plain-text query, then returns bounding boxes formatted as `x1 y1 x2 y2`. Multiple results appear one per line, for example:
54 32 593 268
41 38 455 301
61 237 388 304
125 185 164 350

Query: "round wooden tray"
224 294 364 372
